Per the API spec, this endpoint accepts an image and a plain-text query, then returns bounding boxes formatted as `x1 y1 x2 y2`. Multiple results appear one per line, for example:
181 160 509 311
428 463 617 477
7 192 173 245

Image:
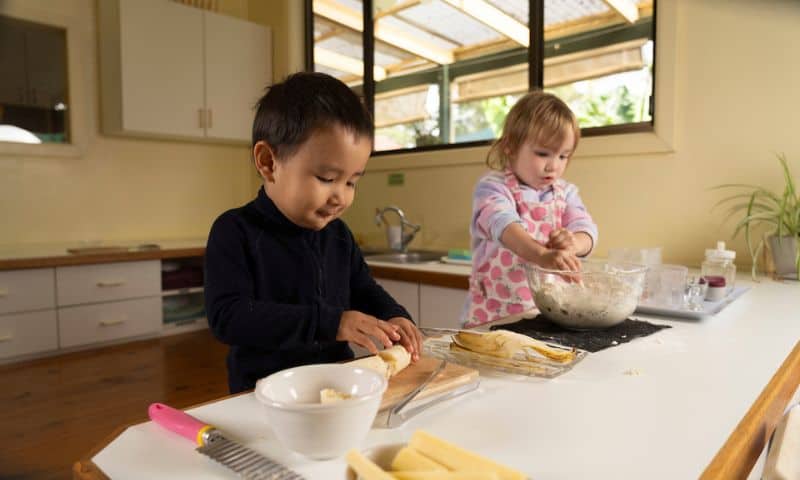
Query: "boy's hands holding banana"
336 311 422 360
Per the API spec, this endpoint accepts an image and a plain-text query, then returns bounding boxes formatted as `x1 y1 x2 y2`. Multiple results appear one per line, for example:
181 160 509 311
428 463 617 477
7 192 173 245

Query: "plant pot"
768 235 799 278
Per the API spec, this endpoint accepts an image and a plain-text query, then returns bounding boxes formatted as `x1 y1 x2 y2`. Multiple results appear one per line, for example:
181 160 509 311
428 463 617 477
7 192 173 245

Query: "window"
307 0 655 154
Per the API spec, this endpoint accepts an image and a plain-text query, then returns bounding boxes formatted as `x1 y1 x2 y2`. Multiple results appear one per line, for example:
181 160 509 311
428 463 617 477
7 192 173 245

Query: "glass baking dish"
421 328 586 378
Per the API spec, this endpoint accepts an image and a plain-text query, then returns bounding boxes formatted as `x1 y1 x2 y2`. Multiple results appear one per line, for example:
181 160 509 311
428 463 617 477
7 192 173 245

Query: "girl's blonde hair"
486 91 580 170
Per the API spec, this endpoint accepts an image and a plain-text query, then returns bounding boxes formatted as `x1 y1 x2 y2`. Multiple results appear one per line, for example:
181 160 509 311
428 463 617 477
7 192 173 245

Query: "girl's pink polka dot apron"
465 168 566 328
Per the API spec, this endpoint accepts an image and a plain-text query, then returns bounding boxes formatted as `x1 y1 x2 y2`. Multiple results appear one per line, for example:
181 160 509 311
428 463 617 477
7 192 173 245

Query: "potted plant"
713 153 799 280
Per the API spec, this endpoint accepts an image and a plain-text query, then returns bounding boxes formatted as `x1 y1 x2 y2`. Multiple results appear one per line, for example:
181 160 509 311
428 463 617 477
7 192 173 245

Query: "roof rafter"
313 0 454 64
314 46 387 80
602 0 639 24
441 0 529 47
374 0 422 20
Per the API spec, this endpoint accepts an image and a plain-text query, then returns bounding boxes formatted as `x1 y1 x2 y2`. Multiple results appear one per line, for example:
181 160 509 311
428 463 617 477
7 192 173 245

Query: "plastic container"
704 276 727 301
701 241 736 296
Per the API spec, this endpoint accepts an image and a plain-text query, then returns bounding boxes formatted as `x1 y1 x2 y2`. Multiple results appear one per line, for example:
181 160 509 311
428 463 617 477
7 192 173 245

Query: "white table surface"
92 276 800 479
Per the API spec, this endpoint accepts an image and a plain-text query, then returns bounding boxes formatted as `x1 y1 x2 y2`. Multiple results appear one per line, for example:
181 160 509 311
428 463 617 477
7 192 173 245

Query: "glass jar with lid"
701 241 736 295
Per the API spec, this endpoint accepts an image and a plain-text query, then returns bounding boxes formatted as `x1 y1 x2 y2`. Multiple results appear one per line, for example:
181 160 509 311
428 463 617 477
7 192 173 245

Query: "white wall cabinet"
58 297 162 349
98 0 271 143
375 278 419 322
419 284 467 330
0 268 58 359
372 275 468 330
55 261 162 348
0 260 170 363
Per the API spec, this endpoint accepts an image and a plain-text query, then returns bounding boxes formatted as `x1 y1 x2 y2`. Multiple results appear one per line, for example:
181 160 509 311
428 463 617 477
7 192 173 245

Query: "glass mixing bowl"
525 260 647 330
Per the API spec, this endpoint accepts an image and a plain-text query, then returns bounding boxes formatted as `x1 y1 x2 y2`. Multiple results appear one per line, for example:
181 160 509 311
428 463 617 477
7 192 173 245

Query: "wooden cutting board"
379 356 478 411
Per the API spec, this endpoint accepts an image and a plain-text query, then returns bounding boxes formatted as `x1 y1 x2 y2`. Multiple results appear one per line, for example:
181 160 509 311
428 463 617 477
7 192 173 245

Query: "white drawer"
56 261 160 306
0 309 58 359
0 268 56 314
58 297 162 348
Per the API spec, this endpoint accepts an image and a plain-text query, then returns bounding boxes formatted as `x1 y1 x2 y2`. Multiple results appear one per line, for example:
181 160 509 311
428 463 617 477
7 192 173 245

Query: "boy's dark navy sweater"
205 187 412 393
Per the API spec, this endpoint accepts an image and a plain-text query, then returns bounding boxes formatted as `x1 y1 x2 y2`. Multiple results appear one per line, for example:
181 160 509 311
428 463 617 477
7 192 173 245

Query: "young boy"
205 72 423 393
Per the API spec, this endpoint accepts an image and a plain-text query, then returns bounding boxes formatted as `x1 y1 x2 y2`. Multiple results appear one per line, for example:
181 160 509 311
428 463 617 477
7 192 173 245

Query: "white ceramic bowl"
254 363 387 460
525 260 647 330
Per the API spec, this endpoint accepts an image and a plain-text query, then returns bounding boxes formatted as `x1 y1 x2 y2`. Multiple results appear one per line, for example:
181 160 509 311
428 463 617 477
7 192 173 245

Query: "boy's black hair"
252 72 373 158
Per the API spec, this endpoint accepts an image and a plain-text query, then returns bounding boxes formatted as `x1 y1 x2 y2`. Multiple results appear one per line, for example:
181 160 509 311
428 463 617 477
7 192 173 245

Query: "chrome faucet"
375 205 421 252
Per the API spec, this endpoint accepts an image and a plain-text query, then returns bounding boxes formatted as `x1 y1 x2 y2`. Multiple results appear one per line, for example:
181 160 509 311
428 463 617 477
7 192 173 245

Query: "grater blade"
197 433 306 480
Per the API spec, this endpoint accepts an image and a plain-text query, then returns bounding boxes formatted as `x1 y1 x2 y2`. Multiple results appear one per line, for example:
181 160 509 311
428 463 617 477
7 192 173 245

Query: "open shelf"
162 286 204 297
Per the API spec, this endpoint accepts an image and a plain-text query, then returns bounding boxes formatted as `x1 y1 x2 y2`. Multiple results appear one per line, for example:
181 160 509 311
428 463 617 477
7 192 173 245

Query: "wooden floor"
1 329 229 480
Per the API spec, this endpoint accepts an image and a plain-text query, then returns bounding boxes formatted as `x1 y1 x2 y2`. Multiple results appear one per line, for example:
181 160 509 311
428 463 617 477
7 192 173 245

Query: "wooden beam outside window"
441 0 529 47
602 0 639 24
313 0 454 64
314 46 387 80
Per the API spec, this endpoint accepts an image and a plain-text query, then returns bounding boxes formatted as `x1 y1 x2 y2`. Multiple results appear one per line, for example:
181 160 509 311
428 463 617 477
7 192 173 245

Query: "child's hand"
539 248 582 272
337 311 401 355
387 317 424 362
546 228 577 253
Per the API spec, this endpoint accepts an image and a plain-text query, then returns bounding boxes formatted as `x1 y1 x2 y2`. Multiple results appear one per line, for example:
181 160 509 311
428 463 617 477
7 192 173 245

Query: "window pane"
0 15 69 144
543 0 655 128
374 84 440 150
311 0 364 91
372 0 529 151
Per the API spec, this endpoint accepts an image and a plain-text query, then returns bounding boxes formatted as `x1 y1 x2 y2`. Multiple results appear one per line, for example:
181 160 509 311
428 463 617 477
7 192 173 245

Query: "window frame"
0 3 88 158
305 0 658 156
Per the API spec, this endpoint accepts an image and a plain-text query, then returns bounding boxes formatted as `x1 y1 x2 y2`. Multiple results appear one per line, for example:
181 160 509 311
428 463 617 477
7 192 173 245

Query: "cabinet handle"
96 279 126 287
198 108 205 128
100 318 126 327
207 108 212 129
0 334 12 342
0 288 8 297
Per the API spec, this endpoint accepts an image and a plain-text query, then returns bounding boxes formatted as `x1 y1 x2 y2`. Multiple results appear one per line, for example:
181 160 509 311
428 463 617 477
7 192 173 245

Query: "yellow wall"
343 0 800 268
2 0 798 273
0 0 273 246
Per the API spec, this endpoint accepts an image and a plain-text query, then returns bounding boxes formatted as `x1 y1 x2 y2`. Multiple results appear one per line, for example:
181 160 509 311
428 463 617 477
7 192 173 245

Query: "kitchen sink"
365 250 447 264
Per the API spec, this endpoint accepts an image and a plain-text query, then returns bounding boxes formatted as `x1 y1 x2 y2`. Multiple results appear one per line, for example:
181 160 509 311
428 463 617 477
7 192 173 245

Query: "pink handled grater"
148 403 305 480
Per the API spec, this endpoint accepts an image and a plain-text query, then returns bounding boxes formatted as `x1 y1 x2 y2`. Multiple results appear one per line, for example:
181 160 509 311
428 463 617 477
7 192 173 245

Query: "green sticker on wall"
388 173 404 186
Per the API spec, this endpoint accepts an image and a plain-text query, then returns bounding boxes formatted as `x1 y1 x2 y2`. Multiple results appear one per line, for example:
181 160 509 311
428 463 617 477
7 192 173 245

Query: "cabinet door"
419 285 467 330
0 268 55 314
58 297 162 348
56 260 160 307
204 11 271 142
374 279 419 323
0 310 58 359
118 0 204 137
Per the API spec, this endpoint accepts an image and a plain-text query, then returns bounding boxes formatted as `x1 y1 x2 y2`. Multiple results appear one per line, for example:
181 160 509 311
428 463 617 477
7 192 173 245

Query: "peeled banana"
346 344 412 379
453 330 575 363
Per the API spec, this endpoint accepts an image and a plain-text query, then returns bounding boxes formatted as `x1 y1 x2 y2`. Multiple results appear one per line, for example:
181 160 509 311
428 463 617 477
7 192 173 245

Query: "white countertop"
92 277 800 479
0 238 207 262
366 258 471 276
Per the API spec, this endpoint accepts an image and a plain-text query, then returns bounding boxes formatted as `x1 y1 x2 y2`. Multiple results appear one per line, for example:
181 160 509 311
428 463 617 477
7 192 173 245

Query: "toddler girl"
463 91 598 328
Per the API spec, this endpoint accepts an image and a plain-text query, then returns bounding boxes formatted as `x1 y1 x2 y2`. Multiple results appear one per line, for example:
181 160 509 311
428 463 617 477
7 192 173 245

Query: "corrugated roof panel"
486 0 529 25
375 43 408 66
318 34 363 60
380 15 459 51
545 0 610 25
397 0 504 46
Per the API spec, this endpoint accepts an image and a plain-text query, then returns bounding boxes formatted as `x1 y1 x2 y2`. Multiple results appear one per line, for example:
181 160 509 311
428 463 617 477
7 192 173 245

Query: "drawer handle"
0 288 8 297
0 334 12 342
100 319 126 327
96 280 126 288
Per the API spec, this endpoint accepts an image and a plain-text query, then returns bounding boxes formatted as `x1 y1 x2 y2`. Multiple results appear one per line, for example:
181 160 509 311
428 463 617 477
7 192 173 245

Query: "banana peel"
453 330 576 364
